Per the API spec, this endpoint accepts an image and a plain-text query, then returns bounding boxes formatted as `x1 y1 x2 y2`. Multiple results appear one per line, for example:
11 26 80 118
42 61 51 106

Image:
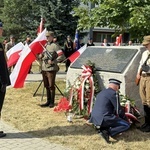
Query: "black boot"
140 105 150 132
40 89 51 107
49 90 55 108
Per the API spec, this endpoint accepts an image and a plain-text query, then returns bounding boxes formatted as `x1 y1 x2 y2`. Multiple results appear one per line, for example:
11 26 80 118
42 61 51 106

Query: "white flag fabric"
6 42 24 67
29 28 47 55
10 28 47 88
10 44 36 88
68 44 87 63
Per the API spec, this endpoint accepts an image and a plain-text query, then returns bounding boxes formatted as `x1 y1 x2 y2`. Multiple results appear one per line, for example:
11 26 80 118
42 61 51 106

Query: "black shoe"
49 104 54 108
0 132 6 138
40 102 50 107
99 130 110 143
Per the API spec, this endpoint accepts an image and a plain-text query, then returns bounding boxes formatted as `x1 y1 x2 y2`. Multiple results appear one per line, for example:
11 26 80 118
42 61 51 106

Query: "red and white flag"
29 28 47 54
6 42 24 67
68 44 86 63
37 17 44 35
10 44 36 88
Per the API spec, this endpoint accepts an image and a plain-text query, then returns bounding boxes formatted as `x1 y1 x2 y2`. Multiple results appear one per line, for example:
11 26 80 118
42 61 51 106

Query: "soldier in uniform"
38 31 60 108
89 79 130 143
63 35 75 72
136 35 150 132
0 20 11 137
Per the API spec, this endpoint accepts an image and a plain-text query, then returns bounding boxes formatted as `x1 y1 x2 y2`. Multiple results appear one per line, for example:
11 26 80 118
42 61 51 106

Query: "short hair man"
89 78 130 143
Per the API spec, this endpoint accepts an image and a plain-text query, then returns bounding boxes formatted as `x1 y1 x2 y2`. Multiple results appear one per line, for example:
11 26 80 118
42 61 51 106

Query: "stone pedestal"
66 46 146 115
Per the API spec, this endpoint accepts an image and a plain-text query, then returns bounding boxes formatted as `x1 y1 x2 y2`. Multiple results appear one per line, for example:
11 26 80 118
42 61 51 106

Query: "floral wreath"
54 61 140 124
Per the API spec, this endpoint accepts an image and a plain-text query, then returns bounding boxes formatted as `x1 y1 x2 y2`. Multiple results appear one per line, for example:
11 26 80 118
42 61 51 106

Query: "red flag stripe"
7 50 22 67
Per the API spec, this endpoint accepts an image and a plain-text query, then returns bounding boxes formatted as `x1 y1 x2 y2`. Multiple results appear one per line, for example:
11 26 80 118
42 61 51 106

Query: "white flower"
85 80 90 83
85 85 90 90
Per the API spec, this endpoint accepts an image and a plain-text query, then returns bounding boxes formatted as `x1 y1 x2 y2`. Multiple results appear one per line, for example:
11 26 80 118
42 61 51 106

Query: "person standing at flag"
23 35 33 74
63 35 75 72
136 35 150 132
39 31 60 108
0 20 10 137
5 34 16 74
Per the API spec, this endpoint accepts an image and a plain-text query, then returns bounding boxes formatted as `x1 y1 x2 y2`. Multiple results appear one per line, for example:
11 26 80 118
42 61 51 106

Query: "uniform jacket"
89 88 122 126
41 42 60 72
0 43 10 86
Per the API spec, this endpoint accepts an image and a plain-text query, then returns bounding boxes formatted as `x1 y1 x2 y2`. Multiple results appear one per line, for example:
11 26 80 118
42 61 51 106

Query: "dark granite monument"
71 47 138 73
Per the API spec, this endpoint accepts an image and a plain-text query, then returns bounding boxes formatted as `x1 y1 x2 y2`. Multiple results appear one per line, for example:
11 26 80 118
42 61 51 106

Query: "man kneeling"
89 78 130 143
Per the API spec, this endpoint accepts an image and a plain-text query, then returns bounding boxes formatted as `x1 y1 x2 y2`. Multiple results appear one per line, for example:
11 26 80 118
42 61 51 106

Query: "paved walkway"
0 72 71 150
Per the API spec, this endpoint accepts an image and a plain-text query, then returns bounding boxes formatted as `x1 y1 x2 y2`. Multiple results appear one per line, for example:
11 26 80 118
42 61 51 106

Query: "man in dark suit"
0 20 11 137
63 35 75 72
89 78 130 143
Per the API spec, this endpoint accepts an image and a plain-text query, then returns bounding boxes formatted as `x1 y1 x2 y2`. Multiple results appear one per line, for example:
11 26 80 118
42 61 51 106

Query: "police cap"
109 78 122 86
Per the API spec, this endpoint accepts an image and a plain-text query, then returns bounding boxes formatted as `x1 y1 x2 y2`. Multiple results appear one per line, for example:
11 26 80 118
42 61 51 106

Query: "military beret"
46 31 54 37
109 78 122 86
142 35 150 46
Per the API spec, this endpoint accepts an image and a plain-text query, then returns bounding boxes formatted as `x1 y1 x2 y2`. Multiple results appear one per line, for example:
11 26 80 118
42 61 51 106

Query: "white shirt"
138 50 150 74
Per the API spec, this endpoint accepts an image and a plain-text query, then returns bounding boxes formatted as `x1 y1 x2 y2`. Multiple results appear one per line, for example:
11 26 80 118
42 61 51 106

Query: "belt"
141 73 150 77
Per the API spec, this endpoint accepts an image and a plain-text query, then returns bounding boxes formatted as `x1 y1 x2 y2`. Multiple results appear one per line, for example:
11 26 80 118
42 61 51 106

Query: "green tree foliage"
0 0 80 45
74 0 150 41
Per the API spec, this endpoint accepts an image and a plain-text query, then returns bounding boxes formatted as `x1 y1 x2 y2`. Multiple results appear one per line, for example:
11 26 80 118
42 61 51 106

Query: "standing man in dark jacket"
63 35 75 72
0 20 11 137
89 79 130 143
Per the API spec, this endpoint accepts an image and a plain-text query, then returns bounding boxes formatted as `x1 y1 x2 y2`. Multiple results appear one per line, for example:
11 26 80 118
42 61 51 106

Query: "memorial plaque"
71 47 138 73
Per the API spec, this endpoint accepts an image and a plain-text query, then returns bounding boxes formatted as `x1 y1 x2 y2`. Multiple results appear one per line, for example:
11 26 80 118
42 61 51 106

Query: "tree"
74 0 150 41
0 0 80 45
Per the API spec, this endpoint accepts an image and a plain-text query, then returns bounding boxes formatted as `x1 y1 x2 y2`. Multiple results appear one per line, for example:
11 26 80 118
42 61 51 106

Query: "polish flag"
37 17 44 35
10 44 36 88
57 49 64 56
6 42 24 67
29 28 47 54
68 44 86 63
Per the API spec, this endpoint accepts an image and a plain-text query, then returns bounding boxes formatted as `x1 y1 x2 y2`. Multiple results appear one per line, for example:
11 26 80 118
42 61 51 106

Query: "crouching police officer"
38 31 60 108
0 20 11 137
89 79 130 143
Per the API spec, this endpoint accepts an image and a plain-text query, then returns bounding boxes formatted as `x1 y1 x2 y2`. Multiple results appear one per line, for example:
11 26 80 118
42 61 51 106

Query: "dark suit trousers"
102 116 130 137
